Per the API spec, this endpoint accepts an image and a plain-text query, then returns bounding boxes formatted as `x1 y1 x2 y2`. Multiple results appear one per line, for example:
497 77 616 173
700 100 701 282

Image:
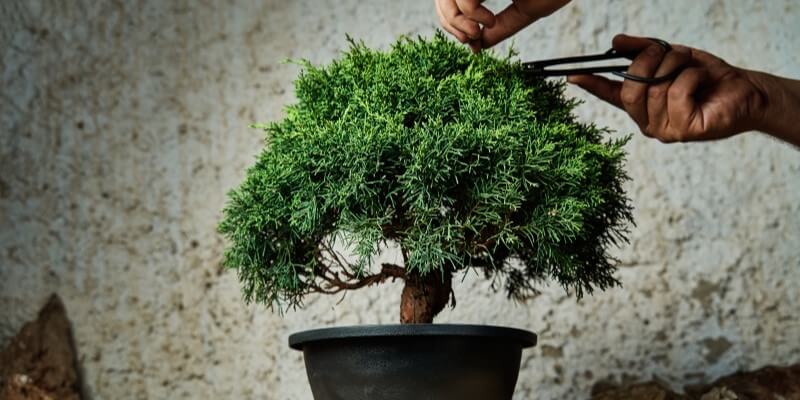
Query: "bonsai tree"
219 33 633 324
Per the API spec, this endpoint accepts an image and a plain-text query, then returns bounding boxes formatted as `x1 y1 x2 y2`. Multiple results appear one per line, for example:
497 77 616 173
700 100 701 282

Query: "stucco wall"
1 0 799 399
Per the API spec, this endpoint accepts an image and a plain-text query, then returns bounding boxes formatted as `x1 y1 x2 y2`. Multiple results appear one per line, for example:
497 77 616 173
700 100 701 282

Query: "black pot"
289 324 537 400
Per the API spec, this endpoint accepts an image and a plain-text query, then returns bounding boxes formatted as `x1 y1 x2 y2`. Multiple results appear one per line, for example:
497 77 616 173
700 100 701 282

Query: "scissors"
523 38 676 84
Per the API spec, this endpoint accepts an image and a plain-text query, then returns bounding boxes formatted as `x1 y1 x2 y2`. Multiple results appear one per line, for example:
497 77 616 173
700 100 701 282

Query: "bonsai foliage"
219 33 633 323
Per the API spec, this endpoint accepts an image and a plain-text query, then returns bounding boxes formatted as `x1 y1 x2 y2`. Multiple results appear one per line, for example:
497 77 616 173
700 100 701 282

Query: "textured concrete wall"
1 0 799 399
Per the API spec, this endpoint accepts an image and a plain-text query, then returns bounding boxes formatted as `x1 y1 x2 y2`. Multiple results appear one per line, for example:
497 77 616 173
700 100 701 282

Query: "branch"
320 240 357 279
313 263 406 294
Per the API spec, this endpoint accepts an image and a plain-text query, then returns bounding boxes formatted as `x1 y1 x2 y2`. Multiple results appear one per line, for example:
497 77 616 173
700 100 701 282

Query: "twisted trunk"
400 269 452 324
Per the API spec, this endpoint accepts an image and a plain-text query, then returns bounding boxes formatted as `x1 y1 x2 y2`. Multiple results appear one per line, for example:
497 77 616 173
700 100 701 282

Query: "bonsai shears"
523 37 676 83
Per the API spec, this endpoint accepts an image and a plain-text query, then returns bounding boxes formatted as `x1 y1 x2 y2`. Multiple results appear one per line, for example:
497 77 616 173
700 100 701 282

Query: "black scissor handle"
523 38 677 84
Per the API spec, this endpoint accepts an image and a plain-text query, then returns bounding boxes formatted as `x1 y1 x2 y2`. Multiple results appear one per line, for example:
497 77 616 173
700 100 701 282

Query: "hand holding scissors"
528 35 796 144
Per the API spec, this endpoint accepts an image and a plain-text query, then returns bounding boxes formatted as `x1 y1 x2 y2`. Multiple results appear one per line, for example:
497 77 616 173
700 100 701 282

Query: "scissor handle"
523 38 677 84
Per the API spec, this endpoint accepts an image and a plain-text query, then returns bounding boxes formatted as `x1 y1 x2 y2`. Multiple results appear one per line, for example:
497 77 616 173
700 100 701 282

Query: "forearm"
751 70 800 147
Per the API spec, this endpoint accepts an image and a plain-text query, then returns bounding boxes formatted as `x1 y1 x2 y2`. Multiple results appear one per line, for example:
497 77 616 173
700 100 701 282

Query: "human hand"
568 34 781 143
434 0 571 52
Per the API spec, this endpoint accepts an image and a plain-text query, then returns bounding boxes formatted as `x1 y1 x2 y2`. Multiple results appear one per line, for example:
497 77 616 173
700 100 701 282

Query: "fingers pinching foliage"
219 32 633 312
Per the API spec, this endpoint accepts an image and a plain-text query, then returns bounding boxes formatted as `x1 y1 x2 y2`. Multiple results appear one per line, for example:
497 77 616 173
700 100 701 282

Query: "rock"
0 295 82 400
591 381 689 400
591 364 800 400
687 364 800 400
698 387 738 400
2 374 55 400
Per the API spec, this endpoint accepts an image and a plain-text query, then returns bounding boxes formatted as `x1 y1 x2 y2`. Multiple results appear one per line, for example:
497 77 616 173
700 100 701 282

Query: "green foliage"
219 32 633 310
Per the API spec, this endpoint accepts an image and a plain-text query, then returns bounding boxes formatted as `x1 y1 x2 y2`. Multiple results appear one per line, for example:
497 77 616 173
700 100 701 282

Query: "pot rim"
288 323 537 350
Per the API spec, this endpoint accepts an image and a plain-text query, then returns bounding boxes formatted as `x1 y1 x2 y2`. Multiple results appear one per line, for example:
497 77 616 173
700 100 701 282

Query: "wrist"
747 69 800 146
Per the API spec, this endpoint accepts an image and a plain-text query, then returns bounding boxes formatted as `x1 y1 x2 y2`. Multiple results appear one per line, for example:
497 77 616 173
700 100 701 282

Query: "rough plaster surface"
1 0 799 399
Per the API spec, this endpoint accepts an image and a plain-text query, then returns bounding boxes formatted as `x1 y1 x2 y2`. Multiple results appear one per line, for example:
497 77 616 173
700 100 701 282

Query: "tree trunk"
400 269 452 324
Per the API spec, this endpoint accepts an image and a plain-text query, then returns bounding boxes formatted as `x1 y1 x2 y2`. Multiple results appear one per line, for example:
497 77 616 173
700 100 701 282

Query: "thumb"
480 3 534 48
568 74 623 109
482 0 571 48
